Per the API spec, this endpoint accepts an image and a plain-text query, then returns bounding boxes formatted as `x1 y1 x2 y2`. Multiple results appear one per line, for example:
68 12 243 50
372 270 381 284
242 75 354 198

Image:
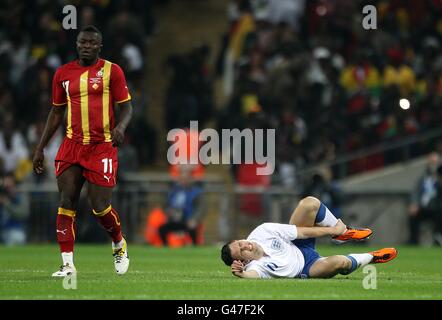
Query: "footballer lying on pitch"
221 196 397 279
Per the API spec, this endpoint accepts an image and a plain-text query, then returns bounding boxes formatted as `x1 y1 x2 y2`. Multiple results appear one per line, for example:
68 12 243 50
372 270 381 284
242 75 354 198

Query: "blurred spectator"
232 111 272 217
105 7 146 51
425 165 442 245
382 46 416 98
159 165 206 246
301 165 344 219
274 109 306 188
223 0 256 97
126 79 157 165
165 44 214 131
0 172 30 245
79 6 97 27
339 50 381 98
0 32 29 86
168 127 205 181
0 112 30 180
117 135 140 181
263 0 306 32
408 152 442 245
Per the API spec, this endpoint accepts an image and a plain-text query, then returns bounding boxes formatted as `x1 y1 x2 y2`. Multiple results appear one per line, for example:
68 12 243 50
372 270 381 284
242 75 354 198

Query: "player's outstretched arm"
33 106 66 174
297 219 347 239
111 100 133 147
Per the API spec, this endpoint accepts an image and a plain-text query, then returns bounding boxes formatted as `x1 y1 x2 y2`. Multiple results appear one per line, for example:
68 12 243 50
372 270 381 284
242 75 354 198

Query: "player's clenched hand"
231 260 245 277
33 149 45 174
111 125 125 147
333 219 347 236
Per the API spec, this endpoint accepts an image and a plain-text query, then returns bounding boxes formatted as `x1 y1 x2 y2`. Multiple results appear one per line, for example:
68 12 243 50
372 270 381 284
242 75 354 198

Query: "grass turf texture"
0 245 441 300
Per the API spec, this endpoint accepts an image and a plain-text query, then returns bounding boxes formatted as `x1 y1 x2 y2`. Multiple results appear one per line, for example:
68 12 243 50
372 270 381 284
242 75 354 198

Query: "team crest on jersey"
271 239 282 250
89 77 101 89
89 68 104 89
96 68 104 78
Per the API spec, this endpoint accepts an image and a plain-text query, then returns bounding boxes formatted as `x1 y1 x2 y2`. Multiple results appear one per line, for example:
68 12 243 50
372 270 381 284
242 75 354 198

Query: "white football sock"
348 253 373 268
315 204 339 227
61 252 74 266
113 239 124 249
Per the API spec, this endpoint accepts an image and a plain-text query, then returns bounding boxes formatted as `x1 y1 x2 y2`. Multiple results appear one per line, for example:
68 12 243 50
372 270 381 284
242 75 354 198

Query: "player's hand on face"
333 219 347 236
32 149 45 174
111 125 125 147
231 260 245 276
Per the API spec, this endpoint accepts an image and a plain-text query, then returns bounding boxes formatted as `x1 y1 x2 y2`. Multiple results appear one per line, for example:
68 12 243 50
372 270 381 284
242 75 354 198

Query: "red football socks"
93 205 123 243
56 208 76 252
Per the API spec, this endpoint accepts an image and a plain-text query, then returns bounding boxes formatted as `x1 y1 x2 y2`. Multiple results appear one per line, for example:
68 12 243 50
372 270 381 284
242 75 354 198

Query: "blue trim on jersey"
291 238 321 278
266 262 279 271
314 203 326 223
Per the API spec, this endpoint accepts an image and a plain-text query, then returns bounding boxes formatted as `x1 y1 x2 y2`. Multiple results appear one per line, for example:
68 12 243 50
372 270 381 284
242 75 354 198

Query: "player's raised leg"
52 165 85 277
289 196 372 243
309 248 398 278
315 200 372 243
88 183 129 275
289 196 342 229
289 196 322 227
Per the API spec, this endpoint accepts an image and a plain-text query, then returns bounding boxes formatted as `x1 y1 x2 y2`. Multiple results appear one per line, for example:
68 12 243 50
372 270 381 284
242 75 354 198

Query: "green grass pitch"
0 244 441 300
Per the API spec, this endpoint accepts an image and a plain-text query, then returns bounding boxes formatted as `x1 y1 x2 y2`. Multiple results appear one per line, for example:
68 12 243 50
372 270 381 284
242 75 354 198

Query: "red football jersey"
52 58 131 144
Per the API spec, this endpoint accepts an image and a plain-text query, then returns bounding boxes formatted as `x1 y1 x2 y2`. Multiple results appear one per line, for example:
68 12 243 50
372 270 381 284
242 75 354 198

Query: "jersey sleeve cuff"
116 96 131 104
53 102 67 106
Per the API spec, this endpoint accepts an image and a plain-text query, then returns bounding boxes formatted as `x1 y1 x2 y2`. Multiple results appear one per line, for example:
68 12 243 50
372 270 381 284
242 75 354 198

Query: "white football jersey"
244 223 305 278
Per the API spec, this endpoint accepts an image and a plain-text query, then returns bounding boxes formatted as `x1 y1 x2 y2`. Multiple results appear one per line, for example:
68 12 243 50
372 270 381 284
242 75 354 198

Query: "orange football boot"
332 227 373 244
369 248 398 263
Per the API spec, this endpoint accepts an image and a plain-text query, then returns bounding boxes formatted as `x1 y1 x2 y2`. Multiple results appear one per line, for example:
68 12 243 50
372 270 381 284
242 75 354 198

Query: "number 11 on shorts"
102 158 113 174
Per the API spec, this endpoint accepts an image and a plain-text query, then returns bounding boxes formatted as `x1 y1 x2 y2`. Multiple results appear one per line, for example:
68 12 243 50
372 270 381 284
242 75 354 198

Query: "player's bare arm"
296 219 347 239
33 105 66 174
111 100 133 147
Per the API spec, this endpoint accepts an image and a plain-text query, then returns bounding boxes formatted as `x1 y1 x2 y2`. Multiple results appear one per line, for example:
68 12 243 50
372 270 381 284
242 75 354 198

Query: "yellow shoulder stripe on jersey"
80 70 90 144
66 93 73 139
102 60 112 142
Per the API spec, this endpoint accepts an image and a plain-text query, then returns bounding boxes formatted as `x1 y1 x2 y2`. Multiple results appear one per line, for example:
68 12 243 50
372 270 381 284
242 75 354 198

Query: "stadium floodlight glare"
399 98 410 110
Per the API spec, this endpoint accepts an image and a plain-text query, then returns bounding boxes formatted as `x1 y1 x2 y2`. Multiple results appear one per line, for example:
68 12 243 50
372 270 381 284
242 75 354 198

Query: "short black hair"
221 241 234 266
79 25 102 41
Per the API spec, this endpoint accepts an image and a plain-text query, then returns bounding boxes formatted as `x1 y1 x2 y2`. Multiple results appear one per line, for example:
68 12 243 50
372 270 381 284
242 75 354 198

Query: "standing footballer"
33 26 133 277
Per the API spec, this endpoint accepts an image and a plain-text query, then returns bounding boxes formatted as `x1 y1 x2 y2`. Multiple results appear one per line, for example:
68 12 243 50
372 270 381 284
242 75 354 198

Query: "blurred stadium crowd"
215 0 442 188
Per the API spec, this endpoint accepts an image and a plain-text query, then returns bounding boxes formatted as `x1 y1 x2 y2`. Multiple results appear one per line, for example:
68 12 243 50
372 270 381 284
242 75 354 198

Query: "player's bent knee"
299 196 320 212
335 255 352 273
89 195 111 213
59 196 78 211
